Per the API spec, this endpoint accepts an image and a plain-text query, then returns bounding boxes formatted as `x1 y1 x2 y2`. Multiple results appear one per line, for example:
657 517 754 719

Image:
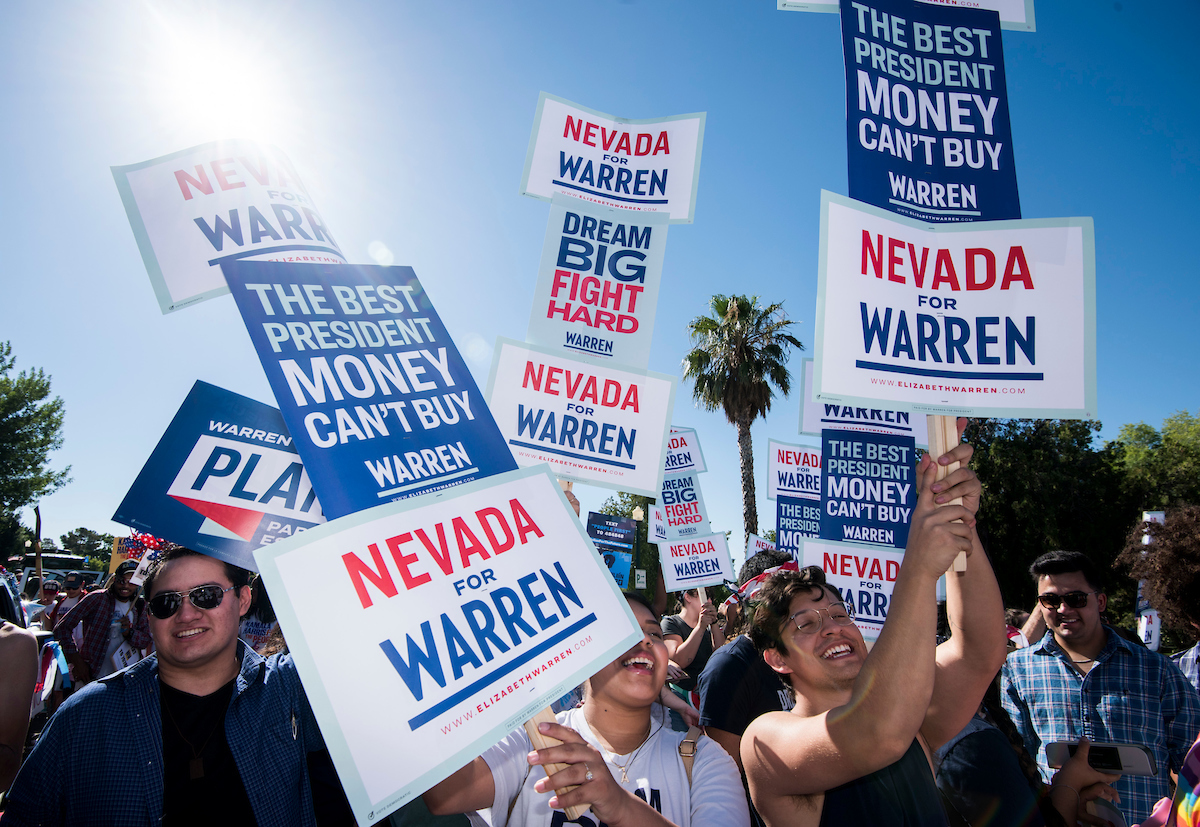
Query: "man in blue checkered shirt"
4 546 343 827
1001 550 1200 826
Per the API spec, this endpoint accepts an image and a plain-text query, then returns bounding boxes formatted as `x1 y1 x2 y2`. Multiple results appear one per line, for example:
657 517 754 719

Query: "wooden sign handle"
696 586 707 604
524 707 589 820
926 415 967 573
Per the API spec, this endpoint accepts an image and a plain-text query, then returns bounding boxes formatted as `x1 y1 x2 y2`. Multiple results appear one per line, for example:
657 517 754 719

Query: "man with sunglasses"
5 546 331 827
741 433 1009 827
53 559 149 686
1001 550 1200 825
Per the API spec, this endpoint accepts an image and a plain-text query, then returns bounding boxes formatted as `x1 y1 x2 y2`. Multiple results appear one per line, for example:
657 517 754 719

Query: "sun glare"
140 5 296 144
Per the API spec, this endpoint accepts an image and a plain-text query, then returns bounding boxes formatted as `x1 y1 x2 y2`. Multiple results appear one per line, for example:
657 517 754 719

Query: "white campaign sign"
767 439 821 501
778 0 1036 32
526 193 669 369
746 534 777 557
486 338 676 497
659 532 734 591
664 427 706 475
255 468 642 824
112 140 345 314
520 93 706 224
799 359 928 446
801 538 904 643
658 472 711 540
650 505 668 543
813 192 1095 419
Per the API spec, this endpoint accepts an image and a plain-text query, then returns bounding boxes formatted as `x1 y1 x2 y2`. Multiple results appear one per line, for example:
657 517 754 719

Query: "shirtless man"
741 430 1008 827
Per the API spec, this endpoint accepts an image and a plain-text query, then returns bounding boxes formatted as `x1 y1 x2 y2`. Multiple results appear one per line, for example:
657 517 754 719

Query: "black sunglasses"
1037 590 1097 610
148 585 236 619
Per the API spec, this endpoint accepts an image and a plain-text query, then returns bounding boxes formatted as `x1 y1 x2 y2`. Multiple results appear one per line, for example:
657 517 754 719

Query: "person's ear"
1097 592 1107 614
237 585 253 618
762 647 793 676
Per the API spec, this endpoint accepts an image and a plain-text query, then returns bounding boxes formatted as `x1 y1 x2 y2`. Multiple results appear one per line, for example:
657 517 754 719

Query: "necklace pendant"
189 757 204 780
619 768 629 783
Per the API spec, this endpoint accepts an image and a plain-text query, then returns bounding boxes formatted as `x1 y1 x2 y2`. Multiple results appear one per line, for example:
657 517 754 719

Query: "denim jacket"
4 642 324 826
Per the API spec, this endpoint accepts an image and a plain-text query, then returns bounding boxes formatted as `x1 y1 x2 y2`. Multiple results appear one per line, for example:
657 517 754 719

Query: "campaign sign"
526 194 669 369
664 427 706 475
659 532 734 592
650 505 669 543
746 534 777 557
800 359 928 446
112 140 345 314
777 497 822 563
802 539 905 642
659 472 711 539
254 467 642 823
486 338 676 497
519 92 706 224
113 381 325 571
223 262 516 519
586 511 638 587
842 0 1020 222
813 192 1096 418
779 0 1035 32
606 552 634 588
768 439 821 501
821 429 916 549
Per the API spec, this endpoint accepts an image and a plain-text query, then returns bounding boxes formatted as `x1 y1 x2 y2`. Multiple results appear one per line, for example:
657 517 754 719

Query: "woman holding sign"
424 592 749 826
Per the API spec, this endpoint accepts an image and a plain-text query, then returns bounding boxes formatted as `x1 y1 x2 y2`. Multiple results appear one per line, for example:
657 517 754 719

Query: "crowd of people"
1 433 1199 827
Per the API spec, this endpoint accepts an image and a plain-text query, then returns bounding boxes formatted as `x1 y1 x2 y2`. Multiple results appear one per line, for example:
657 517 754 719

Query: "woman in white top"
424 592 749 827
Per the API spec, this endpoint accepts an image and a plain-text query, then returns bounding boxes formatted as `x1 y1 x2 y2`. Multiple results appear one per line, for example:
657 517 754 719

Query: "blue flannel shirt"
1001 627 1200 825
4 641 325 827
1174 643 1200 693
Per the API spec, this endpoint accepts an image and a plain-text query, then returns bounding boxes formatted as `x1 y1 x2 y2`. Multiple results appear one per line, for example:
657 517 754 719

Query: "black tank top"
819 739 949 827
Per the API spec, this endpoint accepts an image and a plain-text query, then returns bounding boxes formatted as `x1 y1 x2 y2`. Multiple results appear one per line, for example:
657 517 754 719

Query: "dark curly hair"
1116 505 1200 633
747 566 838 656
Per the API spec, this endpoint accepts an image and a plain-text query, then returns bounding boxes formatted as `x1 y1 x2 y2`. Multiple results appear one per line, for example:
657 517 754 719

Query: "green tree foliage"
60 527 115 572
0 342 70 513
0 512 33 562
965 418 1133 612
682 295 803 540
1118 410 1200 510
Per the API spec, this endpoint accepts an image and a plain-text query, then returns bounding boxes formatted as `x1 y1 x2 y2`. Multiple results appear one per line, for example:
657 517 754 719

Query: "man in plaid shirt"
1001 550 1200 825
53 558 150 684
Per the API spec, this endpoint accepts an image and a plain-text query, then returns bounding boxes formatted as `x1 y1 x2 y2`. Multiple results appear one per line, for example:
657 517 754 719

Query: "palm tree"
682 295 803 540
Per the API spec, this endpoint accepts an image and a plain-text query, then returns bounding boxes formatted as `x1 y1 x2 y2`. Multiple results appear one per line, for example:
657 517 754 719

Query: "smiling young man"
1001 550 1200 825
5 546 330 827
740 434 1008 827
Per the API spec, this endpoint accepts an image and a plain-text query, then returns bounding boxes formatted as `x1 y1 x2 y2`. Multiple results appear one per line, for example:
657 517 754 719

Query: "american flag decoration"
115 530 167 562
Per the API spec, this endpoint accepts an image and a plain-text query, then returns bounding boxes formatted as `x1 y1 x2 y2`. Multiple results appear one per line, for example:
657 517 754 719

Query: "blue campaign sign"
222 261 517 519
842 0 1019 222
585 512 638 588
776 496 822 564
820 429 916 549
113 381 326 571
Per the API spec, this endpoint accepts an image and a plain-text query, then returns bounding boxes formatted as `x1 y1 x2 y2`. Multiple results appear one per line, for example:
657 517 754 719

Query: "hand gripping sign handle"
927 415 967 573
524 707 589 821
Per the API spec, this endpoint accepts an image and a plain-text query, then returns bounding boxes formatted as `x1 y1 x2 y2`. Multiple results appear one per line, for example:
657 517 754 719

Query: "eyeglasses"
148 585 235 619
788 602 856 635
1037 591 1098 610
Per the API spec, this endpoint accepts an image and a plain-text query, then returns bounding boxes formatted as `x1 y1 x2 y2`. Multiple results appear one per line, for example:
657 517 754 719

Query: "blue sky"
2 0 1196 568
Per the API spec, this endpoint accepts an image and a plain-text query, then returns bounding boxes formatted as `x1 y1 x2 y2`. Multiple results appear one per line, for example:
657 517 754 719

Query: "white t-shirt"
479 706 748 827
96 599 135 679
